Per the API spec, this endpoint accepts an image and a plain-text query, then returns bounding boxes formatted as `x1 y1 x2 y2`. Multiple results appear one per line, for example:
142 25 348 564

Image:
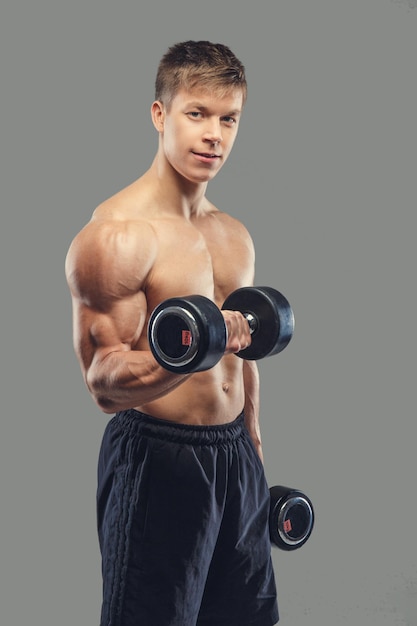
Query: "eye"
222 116 237 126
187 111 202 119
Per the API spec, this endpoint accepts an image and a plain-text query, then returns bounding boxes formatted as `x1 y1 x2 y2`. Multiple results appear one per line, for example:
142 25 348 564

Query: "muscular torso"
140 209 253 423
67 177 255 426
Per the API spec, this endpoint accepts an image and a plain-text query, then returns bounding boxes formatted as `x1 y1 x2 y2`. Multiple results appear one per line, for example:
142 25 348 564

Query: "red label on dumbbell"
182 330 192 346
283 519 292 533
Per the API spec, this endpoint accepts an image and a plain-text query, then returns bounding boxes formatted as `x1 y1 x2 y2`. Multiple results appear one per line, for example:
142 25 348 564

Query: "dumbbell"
269 485 315 551
148 286 294 374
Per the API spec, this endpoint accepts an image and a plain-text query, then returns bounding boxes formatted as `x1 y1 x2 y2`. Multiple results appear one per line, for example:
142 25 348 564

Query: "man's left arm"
243 360 263 463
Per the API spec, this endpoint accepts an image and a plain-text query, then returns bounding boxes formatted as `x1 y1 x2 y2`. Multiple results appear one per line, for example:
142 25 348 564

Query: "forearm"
85 348 190 413
242 360 263 461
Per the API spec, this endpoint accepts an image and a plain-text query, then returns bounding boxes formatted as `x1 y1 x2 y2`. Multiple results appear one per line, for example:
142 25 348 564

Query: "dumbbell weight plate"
148 295 227 373
222 287 294 360
269 485 314 551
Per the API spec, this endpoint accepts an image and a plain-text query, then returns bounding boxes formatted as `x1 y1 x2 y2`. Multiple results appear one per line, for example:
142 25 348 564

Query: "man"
66 40 279 625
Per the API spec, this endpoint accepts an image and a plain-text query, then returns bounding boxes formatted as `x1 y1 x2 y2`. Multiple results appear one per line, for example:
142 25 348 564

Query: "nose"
203 120 222 145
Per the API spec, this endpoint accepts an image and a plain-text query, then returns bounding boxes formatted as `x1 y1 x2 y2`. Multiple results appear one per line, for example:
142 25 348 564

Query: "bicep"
66 218 156 373
72 292 147 377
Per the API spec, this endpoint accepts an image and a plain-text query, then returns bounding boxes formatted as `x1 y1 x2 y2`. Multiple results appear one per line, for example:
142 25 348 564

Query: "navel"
222 382 230 394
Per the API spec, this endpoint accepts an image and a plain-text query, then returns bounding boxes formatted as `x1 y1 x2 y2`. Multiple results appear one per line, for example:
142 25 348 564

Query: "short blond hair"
155 40 247 109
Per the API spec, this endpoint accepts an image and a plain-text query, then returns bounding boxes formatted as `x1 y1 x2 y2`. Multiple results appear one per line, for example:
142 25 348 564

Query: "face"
153 87 243 184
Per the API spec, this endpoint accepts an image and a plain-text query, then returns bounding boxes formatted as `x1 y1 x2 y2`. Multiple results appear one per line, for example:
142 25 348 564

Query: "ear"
151 100 165 132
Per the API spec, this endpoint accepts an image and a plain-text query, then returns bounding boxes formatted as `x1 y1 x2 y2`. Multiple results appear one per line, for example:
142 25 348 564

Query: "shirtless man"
66 41 279 626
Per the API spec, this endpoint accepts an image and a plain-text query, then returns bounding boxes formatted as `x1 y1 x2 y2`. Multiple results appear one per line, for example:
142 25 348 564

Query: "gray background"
1 0 416 624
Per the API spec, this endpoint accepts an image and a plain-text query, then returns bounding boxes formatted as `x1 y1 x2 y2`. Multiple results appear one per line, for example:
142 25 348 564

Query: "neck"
147 153 209 218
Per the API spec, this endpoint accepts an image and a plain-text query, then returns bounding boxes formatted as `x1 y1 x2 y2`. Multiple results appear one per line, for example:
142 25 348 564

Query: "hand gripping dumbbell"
147 286 295 374
269 485 315 551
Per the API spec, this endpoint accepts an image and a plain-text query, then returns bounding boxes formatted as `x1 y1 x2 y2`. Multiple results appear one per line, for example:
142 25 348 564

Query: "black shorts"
97 409 279 626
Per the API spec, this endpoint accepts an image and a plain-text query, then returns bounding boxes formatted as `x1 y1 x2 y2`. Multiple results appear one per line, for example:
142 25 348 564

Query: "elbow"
86 369 119 414
95 395 119 414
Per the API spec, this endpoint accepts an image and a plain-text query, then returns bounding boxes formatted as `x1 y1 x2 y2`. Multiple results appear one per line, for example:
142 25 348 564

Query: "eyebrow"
186 102 242 116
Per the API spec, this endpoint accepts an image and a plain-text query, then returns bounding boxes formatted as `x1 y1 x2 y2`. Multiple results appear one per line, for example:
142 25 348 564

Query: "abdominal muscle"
137 354 245 425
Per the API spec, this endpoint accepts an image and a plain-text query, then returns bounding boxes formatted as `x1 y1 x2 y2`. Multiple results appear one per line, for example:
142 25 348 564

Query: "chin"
189 166 222 184
171 156 223 185
192 172 217 184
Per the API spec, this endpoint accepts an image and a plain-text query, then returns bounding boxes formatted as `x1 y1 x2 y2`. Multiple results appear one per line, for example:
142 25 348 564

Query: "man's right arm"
65 219 190 413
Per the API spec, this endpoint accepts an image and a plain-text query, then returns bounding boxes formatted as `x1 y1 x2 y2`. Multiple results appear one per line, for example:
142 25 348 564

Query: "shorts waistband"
113 409 245 445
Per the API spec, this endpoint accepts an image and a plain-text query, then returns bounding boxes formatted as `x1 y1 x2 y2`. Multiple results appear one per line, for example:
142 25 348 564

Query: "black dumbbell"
147 286 294 374
269 485 315 551
222 287 294 361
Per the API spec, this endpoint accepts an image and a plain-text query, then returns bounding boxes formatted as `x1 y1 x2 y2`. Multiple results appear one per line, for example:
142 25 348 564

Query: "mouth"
192 151 221 160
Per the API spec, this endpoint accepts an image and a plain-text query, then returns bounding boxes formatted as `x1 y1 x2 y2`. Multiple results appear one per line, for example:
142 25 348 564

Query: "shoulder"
216 210 252 235
209 209 255 255
65 214 157 306
67 213 157 262
203 200 251 234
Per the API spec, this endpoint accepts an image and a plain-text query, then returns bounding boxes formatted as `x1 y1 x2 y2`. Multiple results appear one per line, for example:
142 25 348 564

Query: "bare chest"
145 219 251 310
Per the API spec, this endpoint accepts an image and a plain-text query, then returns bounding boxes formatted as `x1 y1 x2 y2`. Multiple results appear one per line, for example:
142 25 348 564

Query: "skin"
65 86 264 460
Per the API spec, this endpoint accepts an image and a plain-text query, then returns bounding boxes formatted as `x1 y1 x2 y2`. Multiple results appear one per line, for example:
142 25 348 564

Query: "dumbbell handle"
223 312 256 346
243 312 257 334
